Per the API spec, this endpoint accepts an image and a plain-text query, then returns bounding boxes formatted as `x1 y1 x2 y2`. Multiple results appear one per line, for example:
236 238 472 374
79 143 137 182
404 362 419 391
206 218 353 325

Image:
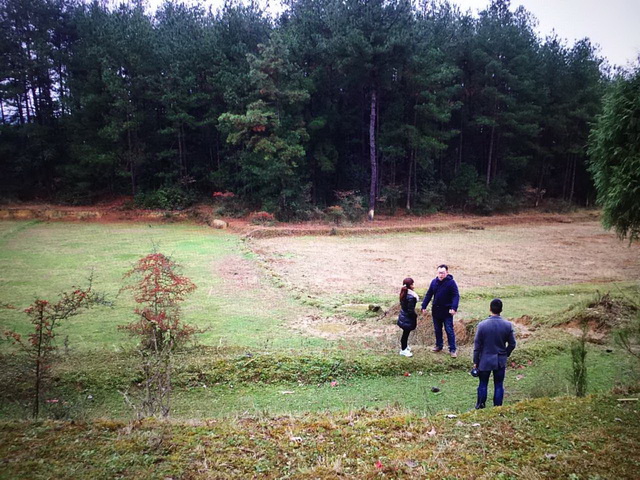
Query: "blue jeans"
476 367 506 408
433 316 456 352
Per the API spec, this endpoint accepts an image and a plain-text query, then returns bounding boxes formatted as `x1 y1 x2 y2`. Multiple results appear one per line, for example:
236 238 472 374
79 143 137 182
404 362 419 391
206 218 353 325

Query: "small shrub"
212 191 248 218
570 322 589 397
249 211 276 225
335 190 365 222
3 279 105 418
614 311 640 362
135 186 196 211
378 185 402 215
416 181 446 214
119 253 201 418
326 205 345 225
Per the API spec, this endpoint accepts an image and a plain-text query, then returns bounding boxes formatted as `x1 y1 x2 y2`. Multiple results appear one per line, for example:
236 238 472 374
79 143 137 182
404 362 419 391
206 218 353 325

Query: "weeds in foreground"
1 394 638 479
3 276 106 418
570 322 589 397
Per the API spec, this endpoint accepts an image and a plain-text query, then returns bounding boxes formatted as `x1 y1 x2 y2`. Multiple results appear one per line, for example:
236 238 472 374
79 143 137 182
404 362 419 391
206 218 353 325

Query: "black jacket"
421 274 460 319
397 293 418 330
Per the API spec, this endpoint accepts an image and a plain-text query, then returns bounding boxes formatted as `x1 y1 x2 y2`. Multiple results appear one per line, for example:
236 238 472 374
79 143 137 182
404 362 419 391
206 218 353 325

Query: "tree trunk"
128 127 136 196
368 88 377 221
456 128 463 175
405 152 413 210
23 83 31 123
569 155 576 204
562 155 570 200
413 153 418 205
535 159 545 207
486 123 496 187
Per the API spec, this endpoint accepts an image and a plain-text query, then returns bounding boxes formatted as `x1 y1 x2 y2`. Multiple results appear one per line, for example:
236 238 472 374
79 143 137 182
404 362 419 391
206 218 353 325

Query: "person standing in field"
397 277 419 357
473 298 517 409
421 264 460 357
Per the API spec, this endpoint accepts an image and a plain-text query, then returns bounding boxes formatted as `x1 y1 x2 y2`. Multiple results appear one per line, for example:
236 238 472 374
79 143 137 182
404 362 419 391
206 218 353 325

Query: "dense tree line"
0 0 608 219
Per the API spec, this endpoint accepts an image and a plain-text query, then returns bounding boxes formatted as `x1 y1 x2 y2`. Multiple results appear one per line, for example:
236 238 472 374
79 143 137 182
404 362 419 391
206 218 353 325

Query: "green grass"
1 221 638 420
460 282 640 322
1 342 634 421
1 219 640 477
0 221 322 350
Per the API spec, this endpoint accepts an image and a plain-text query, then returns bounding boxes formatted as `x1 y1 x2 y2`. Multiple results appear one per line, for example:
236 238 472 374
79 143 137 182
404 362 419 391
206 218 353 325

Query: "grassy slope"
1 393 638 479
1 344 634 421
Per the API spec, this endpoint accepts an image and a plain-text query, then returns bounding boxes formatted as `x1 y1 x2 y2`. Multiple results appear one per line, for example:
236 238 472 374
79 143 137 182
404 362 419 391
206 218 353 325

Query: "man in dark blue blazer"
421 264 460 357
473 298 517 409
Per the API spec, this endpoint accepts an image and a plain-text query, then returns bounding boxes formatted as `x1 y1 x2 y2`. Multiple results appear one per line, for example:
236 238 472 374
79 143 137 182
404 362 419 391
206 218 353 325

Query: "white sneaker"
399 349 413 357
406 346 412 352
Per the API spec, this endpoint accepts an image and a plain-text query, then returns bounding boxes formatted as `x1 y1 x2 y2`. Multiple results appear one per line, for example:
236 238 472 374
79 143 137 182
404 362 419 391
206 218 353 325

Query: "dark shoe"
432 347 443 353
475 403 485 410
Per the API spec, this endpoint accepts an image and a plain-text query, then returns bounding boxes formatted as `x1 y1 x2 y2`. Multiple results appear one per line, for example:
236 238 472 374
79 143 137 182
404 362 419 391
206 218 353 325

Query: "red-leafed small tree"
119 253 199 418
4 281 103 419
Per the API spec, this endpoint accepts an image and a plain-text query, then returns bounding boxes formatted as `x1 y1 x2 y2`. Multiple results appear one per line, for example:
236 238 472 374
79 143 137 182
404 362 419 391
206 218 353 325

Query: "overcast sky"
142 0 640 68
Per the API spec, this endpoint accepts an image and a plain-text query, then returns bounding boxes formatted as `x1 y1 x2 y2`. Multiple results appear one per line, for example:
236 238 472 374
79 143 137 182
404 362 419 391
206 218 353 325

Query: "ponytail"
399 277 414 302
399 286 408 302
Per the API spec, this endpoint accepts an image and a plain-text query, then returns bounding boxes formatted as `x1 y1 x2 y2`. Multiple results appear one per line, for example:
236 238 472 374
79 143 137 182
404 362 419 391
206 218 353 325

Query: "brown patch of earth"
250 217 640 297
293 313 396 341
559 320 609 344
512 315 537 340
210 255 290 312
214 255 262 293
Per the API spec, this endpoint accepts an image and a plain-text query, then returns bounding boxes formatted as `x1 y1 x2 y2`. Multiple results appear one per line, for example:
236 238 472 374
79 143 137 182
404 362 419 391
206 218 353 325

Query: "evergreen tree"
218 35 310 218
588 65 640 241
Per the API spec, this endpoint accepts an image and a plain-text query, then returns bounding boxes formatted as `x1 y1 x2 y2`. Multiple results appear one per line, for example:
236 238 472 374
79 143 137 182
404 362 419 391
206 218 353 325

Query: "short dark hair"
438 264 448 271
490 298 503 314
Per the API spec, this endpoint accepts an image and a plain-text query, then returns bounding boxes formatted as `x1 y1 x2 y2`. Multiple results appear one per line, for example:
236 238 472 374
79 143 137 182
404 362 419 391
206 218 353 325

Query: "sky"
142 0 640 68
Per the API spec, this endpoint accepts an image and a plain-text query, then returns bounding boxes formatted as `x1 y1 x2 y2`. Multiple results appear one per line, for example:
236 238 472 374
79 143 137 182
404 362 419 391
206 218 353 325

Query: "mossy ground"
1 393 639 479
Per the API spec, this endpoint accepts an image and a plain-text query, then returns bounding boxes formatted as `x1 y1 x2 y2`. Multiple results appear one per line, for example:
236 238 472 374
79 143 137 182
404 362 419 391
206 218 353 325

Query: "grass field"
1 216 639 477
0 220 321 350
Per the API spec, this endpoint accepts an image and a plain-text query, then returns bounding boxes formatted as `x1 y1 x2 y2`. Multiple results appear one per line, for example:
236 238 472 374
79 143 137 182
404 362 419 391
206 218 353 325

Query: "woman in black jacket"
397 277 419 357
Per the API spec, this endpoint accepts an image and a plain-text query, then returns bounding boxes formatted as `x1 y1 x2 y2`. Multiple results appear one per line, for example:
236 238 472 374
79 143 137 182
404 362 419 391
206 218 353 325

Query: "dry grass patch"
1 393 638 479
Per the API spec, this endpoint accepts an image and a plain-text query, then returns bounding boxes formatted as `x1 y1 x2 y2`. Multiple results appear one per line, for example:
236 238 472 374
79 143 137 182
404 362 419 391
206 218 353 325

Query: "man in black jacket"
421 264 460 357
473 298 517 409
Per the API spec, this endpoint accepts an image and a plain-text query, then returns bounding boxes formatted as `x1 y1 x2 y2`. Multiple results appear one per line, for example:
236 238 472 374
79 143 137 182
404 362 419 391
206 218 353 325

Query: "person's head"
399 277 414 301
490 298 503 315
437 264 448 281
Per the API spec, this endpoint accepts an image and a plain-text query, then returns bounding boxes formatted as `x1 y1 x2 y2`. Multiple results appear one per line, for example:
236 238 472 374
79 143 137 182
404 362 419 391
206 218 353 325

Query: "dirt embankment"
242 211 601 239
0 202 598 233
0 201 228 227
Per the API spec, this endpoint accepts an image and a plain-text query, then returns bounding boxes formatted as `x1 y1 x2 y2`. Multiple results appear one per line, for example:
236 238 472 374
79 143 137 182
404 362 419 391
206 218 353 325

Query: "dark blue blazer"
473 315 517 371
421 274 460 319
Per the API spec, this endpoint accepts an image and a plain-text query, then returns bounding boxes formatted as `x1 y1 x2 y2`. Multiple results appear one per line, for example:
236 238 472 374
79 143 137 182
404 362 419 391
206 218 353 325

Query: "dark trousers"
476 367 506 409
400 328 411 350
433 315 456 352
